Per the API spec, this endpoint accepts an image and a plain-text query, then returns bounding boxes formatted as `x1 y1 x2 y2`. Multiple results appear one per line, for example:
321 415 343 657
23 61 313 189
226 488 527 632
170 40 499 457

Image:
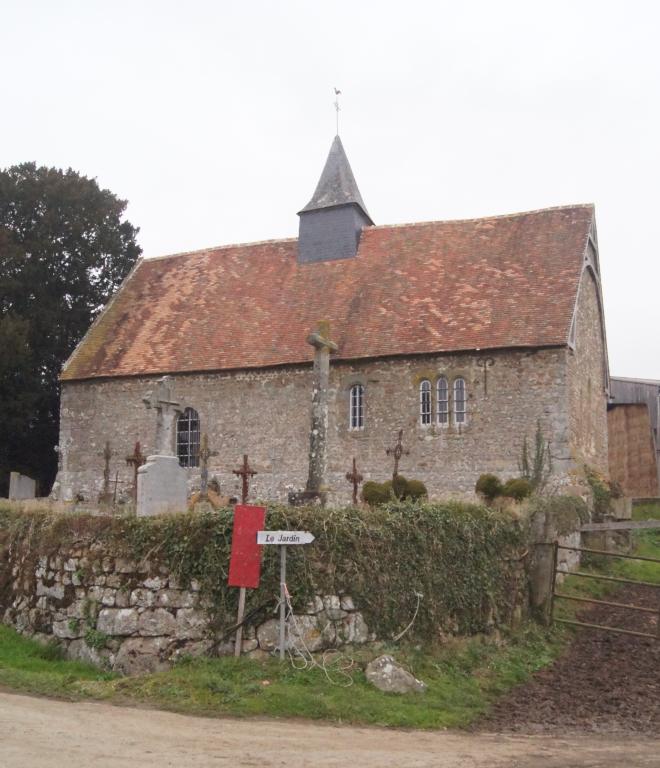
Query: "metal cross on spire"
333 87 341 135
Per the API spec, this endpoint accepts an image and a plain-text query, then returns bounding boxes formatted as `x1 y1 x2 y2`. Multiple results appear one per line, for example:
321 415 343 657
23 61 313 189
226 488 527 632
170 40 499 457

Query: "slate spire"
297 136 374 263
299 135 373 223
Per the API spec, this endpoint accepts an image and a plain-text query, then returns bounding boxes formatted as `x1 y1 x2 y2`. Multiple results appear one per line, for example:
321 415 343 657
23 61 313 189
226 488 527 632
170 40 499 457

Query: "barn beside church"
53 136 610 505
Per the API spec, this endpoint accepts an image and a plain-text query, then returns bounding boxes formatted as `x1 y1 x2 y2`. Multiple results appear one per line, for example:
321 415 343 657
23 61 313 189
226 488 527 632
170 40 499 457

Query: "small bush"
501 478 533 501
475 474 503 503
362 481 391 506
406 479 428 500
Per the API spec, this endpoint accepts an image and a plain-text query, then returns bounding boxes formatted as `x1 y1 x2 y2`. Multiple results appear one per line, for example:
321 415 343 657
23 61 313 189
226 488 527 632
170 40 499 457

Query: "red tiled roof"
61 204 594 381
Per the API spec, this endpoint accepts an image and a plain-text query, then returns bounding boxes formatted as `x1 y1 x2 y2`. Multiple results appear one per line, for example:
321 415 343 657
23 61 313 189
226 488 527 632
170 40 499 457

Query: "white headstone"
9 472 36 500
136 455 188 517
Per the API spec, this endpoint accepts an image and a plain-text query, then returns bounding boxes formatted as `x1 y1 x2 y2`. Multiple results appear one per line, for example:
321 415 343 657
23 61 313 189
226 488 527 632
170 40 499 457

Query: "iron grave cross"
142 376 182 456
233 454 257 505
125 441 146 503
345 457 364 505
386 429 409 480
305 321 338 499
198 433 218 500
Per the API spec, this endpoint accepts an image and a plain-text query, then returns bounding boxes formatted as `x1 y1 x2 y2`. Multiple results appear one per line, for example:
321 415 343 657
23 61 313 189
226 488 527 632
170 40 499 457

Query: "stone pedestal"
9 472 36 500
137 456 188 517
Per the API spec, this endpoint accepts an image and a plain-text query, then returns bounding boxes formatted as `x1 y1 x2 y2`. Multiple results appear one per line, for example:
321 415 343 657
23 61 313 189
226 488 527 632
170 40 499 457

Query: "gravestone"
9 472 36 500
137 377 188 517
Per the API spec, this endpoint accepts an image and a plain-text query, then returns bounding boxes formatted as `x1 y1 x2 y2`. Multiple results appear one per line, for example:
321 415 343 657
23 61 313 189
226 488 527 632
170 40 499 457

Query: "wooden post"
279 545 287 661
234 587 246 658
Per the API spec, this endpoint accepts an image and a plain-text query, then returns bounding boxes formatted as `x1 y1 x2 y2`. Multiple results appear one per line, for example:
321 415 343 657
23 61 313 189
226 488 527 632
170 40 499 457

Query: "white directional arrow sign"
257 530 315 545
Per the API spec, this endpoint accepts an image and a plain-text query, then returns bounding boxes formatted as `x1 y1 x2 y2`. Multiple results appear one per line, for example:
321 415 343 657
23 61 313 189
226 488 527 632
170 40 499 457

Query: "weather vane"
334 87 341 135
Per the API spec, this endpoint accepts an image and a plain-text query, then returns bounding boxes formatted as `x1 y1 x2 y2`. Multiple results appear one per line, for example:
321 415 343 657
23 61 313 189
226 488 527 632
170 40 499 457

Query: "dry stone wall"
2 546 370 674
55 347 574 506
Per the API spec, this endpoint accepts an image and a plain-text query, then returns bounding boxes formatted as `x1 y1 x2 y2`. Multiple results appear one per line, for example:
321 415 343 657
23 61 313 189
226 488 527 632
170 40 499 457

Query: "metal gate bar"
553 592 658 613
563 571 659 589
554 618 658 640
556 543 660 564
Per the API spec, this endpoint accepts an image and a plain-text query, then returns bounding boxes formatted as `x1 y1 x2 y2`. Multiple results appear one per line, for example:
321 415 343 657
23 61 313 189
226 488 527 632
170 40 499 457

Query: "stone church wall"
566 269 609 474
55 347 572 505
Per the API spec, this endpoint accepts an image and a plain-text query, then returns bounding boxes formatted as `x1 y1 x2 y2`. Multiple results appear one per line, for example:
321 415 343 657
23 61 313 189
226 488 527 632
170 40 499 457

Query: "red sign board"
228 504 266 589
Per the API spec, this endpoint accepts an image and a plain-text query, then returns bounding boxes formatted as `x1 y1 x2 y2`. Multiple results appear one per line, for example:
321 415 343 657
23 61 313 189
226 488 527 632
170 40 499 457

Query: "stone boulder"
365 655 427 694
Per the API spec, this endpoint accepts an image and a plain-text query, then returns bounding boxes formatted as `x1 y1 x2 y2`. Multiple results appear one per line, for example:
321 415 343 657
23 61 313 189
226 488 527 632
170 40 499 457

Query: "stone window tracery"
177 407 200 468
349 384 364 430
437 376 449 425
454 378 467 425
420 380 432 425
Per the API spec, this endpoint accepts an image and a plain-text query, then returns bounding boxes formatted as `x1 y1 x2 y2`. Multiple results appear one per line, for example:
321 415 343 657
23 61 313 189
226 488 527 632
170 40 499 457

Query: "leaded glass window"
420 380 432 426
177 407 200 467
454 378 467 425
349 384 364 430
437 376 449 425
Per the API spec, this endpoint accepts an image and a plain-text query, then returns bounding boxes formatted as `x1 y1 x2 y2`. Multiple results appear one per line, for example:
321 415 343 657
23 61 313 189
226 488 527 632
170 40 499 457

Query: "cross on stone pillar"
233 454 257 505
305 321 338 503
345 457 364 505
125 441 146 503
199 433 218 500
142 376 182 456
386 429 409 480
476 356 495 396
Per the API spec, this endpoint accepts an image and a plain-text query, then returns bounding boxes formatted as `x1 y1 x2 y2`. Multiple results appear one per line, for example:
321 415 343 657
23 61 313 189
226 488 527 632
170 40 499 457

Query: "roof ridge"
369 203 595 232
144 236 298 262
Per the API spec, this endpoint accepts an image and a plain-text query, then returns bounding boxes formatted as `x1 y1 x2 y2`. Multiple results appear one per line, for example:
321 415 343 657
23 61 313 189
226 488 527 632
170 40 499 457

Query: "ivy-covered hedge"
0 501 525 641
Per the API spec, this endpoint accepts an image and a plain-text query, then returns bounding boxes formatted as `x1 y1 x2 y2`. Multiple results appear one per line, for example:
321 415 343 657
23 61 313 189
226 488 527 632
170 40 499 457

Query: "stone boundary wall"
2 547 370 675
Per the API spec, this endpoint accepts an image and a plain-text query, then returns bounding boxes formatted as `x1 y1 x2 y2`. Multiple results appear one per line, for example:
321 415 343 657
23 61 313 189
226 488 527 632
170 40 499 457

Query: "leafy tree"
0 163 141 495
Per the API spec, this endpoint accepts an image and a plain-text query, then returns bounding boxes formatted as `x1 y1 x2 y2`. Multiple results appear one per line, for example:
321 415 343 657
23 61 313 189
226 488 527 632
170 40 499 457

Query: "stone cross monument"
137 376 188 517
304 321 337 503
142 376 182 455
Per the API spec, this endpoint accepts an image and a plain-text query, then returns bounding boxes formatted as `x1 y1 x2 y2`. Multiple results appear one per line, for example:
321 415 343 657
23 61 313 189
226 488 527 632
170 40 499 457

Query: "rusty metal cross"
198 433 218 500
125 441 146 503
233 454 257 505
100 441 112 497
345 457 364 505
386 429 409 480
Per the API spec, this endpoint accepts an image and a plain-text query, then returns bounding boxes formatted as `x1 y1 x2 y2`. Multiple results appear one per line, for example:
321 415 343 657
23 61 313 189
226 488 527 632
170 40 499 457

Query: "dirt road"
1 691 658 768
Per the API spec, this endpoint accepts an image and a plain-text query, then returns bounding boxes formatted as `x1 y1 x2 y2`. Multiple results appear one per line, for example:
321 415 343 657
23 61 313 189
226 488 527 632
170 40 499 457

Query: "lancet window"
349 384 364 430
177 407 200 467
420 380 432 425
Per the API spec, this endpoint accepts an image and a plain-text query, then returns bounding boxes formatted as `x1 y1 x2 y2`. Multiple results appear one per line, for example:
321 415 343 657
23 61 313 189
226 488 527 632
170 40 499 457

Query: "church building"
54 136 610 505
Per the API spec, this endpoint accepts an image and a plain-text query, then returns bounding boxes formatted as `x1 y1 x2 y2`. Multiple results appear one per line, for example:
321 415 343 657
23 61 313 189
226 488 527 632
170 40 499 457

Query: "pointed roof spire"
299 136 373 224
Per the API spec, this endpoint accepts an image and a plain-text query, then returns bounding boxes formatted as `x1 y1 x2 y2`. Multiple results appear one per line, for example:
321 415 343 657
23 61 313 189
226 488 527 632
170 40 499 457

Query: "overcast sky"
2 1 659 378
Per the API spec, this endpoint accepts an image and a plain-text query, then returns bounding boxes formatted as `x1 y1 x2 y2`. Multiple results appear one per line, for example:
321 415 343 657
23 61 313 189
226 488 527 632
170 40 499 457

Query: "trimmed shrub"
501 478 533 501
406 479 428 500
362 480 392 506
475 473 503 503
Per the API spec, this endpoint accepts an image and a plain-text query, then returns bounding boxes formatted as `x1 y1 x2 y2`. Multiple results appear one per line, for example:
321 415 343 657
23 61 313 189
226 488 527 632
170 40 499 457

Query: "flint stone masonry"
9 472 36 500
1 544 372 674
137 455 188 516
54 345 594 506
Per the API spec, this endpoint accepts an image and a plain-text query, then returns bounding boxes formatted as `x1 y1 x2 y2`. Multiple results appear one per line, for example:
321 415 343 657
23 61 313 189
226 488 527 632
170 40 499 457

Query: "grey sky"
2 1 659 378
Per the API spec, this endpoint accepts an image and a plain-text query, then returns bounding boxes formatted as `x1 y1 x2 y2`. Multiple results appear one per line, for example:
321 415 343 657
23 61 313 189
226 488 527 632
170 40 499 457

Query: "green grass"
0 620 567 729
1 509 657 730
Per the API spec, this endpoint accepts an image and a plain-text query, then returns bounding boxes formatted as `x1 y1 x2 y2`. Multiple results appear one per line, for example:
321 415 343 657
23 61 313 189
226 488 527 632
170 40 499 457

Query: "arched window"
453 378 467 425
419 380 432 425
177 407 200 467
437 376 449 425
349 384 364 430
